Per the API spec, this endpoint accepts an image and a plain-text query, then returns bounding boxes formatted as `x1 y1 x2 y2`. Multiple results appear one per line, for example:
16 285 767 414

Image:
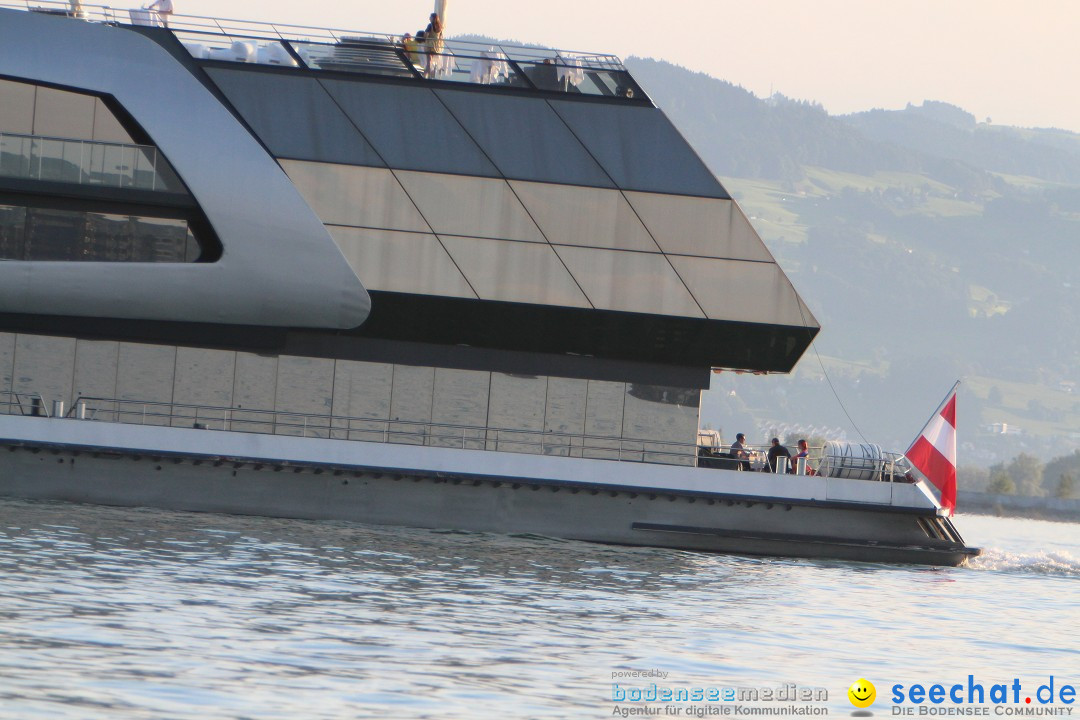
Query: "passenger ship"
0 3 979 565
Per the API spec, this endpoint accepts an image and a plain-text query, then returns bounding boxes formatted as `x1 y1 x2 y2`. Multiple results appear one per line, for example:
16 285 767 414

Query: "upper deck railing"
0 131 181 192
0 390 915 482
0 391 696 467
2 1 647 100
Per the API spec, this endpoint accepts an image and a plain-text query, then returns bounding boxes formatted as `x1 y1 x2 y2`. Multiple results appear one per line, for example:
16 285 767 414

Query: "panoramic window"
0 78 134 144
0 79 184 194
0 204 202 262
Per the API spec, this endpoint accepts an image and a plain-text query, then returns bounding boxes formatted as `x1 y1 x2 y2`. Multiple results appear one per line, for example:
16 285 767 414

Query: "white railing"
1 1 641 98
0 390 52 417
1 2 624 69
0 132 176 191
31 395 698 467
2 389 915 479
696 441 914 482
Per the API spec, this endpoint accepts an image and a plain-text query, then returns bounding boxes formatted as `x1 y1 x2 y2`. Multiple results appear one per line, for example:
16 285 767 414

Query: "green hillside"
624 57 1080 468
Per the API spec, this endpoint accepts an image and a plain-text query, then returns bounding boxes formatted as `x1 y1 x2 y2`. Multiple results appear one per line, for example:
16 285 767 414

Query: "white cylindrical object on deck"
817 442 884 481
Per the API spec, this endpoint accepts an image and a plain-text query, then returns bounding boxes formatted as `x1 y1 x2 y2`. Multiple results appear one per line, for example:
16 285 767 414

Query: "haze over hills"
623 57 1080 472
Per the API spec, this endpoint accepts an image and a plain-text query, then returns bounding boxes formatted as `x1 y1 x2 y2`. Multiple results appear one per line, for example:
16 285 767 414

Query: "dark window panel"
548 100 729 199
319 79 498 177
0 79 35 135
435 88 614 188
206 68 384 167
0 203 201 263
0 206 27 260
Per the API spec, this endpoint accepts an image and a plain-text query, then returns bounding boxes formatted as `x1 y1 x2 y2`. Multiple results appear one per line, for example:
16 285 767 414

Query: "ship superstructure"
0 4 978 565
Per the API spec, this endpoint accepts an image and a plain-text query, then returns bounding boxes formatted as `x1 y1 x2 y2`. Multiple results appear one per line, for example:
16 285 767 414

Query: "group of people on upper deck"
701 434 815 474
401 12 445 76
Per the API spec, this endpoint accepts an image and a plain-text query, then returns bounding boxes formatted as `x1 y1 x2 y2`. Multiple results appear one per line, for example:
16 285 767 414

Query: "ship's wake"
965 547 1080 577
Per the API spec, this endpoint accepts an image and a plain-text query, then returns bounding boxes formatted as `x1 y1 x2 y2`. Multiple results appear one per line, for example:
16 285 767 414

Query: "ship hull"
0 417 980 567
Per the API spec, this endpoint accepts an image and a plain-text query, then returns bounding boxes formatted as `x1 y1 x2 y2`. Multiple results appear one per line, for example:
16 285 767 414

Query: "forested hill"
845 101 1080 185
623 57 1080 468
625 58 987 189
626 57 1080 192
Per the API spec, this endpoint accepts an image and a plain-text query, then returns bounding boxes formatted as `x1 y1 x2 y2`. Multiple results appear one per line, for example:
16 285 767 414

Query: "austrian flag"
906 384 959 515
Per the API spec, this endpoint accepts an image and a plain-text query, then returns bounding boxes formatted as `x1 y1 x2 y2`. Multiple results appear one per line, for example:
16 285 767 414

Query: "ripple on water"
965 547 1080 577
0 498 1075 720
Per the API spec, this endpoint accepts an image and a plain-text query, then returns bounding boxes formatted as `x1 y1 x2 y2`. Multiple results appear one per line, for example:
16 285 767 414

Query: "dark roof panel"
320 79 499 177
435 89 615 188
206 68 383 167
549 100 729 198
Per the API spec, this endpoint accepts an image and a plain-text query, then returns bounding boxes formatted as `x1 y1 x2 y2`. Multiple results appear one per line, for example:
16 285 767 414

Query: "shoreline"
958 491 1080 524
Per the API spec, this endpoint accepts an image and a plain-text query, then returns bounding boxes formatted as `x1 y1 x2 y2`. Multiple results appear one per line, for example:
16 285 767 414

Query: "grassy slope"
726 164 1080 456
623 57 1080 467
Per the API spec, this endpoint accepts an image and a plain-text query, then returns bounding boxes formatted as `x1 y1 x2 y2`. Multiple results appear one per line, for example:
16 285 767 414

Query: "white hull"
0 416 979 566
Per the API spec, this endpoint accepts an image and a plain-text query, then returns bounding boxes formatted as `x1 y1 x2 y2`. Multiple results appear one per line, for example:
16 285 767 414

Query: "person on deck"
794 439 816 476
147 0 173 27
766 437 792 474
402 32 421 67
423 12 444 76
730 433 750 471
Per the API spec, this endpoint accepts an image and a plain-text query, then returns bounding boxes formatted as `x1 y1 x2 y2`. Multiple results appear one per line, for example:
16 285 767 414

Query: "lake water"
0 497 1076 719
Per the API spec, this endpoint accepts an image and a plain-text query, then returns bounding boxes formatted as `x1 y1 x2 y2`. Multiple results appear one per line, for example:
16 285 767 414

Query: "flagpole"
903 380 962 515
911 379 961 441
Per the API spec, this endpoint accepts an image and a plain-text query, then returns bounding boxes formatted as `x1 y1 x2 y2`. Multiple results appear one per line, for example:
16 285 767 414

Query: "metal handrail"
0 131 172 192
157 14 621 69
68 395 697 466
3 389 915 478
697 441 912 482
0 130 157 151
0 390 51 417
0 2 639 99
0 1 625 69
173 31 632 92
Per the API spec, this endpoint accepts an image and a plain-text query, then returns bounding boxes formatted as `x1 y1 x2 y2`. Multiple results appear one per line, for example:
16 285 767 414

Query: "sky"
168 0 1080 132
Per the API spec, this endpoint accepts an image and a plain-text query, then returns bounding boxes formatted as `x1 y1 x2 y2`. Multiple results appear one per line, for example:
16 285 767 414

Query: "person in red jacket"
794 439 817 476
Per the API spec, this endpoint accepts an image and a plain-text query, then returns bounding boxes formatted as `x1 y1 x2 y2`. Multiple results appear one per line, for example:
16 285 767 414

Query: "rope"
796 301 871 446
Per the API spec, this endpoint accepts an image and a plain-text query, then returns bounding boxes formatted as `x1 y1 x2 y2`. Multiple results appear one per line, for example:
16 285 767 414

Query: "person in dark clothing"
730 432 750 471
766 437 792 474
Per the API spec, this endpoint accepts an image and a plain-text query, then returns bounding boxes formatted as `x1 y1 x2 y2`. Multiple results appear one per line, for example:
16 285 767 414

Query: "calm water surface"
0 497 1076 719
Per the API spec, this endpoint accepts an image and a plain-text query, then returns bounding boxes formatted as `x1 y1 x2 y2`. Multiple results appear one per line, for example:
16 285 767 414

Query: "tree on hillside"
958 465 989 492
987 470 1016 495
1044 450 1080 496
1058 472 1077 499
1002 453 1046 497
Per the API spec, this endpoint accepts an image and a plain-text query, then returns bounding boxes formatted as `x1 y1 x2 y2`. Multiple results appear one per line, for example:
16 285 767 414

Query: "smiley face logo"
848 679 876 708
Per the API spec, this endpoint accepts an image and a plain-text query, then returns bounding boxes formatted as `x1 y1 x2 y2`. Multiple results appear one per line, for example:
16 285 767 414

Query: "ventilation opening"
916 517 963 543
916 517 941 540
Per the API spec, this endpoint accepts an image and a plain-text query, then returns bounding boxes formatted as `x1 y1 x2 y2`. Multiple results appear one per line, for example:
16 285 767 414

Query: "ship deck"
1 1 650 102
0 390 943 515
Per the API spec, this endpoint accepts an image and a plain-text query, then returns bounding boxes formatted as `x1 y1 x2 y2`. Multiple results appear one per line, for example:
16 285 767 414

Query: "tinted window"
0 204 201 262
549 100 729 198
320 80 498 177
436 89 614 187
207 69 384 167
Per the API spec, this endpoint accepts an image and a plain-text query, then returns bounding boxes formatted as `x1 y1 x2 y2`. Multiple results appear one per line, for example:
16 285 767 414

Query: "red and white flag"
906 383 959 515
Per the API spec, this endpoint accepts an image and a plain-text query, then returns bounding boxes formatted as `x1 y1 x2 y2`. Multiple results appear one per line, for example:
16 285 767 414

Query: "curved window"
0 80 214 263
0 78 134 144
0 132 183 193
0 78 184 193
0 204 201 262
